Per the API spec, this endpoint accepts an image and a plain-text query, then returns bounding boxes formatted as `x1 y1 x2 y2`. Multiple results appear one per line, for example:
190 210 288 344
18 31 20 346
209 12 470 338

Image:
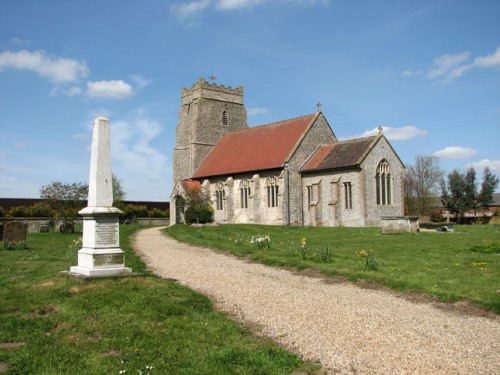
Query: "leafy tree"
441 170 468 223
29 202 53 217
112 174 126 207
183 186 214 224
404 155 444 215
477 167 499 208
40 181 88 233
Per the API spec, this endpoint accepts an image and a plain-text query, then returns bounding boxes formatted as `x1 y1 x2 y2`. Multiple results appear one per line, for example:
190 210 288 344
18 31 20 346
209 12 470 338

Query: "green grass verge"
0 226 319 375
166 224 500 314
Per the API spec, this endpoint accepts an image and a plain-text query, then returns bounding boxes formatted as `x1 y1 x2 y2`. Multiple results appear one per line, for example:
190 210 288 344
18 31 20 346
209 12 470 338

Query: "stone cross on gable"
316 101 322 112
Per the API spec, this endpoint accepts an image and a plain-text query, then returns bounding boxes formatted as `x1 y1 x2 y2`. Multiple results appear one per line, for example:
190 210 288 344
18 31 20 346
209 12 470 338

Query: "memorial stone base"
70 209 132 277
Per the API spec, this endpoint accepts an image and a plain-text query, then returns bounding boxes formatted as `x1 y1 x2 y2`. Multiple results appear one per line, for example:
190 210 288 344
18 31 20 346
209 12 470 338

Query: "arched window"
216 182 225 210
376 160 392 206
240 179 250 209
266 177 279 208
221 110 229 127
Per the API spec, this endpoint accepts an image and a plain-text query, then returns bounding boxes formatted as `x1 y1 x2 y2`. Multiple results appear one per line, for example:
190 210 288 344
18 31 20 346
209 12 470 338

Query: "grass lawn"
166 224 500 314
0 225 319 375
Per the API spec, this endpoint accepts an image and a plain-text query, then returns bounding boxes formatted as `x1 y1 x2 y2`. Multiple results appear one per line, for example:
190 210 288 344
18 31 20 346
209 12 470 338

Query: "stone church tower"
173 78 248 184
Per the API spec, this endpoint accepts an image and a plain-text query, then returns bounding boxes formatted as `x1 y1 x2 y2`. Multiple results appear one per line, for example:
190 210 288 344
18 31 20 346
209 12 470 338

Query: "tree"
112 174 126 208
477 167 499 208
183 186 214 224
404 155 444 215
40 181 88 233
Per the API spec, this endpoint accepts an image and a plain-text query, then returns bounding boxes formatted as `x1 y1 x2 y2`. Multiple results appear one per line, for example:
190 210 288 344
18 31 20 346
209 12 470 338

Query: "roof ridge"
337 134 377 143
235 113 316 133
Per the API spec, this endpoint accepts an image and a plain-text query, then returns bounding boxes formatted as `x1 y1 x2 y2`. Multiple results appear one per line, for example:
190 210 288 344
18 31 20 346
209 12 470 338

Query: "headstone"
3 221 27 246
69 117 132 277
39 224 49 233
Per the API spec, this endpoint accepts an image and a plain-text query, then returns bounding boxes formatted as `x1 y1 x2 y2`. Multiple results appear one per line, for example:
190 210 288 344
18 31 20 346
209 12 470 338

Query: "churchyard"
0 226 318 374
1 223 499 373
166 224 500 315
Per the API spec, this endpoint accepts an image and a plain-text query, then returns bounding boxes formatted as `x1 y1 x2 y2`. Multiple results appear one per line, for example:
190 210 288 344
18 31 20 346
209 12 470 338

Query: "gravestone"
39 224 49 233
69 117 132 277
3 221 27 246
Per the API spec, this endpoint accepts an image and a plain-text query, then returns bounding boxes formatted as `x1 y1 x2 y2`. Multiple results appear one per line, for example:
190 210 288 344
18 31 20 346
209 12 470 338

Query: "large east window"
376 160 392 206
266 177 279 208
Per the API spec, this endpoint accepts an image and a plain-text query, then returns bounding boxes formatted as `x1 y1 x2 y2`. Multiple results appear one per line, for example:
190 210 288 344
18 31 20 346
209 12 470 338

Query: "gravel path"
133 227 500 374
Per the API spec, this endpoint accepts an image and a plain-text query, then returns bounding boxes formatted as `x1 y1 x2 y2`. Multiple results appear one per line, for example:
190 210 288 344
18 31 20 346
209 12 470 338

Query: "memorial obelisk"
70 116 132 277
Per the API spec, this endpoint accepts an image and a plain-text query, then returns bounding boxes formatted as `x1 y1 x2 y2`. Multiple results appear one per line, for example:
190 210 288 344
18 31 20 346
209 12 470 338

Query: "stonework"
173 78 248 183
171 79 405 227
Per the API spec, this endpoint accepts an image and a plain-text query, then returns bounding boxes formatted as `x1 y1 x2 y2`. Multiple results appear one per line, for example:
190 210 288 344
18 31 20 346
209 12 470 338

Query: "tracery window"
376 160 392 206
216 182 225 210
266 176 279 208
240 179 250 209
343 182 353 209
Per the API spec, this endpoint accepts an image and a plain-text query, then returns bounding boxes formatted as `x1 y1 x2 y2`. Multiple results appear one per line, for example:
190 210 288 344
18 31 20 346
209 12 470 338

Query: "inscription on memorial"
95 220 118 246
94 254 124 267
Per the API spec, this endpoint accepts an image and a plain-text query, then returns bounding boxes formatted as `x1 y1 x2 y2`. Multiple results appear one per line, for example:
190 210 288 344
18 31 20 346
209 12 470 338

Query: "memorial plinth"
69 117 132 277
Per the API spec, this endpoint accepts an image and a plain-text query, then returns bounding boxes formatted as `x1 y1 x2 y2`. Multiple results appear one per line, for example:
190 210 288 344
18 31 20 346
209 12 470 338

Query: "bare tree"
404 155 444 215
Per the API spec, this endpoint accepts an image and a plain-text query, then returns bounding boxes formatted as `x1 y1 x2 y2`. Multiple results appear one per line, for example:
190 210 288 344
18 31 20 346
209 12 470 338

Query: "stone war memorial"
69 116 132 277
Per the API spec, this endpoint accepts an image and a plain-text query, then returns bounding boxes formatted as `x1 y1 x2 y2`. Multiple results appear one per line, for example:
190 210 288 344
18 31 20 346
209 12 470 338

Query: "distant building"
171 78 405 227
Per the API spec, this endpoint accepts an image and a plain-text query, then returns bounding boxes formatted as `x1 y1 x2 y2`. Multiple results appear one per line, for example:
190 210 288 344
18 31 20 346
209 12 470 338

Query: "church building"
170 78 405 227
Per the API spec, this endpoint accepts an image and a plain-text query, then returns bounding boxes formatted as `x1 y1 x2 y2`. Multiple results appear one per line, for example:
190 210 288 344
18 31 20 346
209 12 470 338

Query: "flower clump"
250 234 271 249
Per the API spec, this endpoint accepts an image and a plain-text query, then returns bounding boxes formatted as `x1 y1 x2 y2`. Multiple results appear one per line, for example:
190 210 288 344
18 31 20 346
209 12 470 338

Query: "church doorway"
174 196 186 224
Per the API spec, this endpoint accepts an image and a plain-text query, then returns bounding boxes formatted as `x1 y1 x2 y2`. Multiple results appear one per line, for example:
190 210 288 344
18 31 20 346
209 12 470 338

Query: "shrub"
122 204 149 220
28 202 53 217
184 202 214 224
0 206 5 217
8 206 30 217
148 208 169 218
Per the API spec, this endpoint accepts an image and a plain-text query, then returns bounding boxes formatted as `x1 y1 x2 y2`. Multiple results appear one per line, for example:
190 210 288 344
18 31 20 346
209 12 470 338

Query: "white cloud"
474 46 500 68
171 0 329 20
0 49 89 83
86 80 133 99
349 125 428 141
433 146 478 160
466 159 500 173
110 110 167 176
247 107 269 115
171 0 211 20
216 0 265 10
406 46 500 83
131 74 152 89
426 51 470 79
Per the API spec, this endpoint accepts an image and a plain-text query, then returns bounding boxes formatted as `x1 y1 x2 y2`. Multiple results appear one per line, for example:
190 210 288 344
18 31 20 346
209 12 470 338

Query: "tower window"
222 110 229 127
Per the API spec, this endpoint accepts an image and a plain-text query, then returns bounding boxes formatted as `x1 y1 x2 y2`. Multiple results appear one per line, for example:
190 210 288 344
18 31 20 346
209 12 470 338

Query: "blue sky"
1 0 499 201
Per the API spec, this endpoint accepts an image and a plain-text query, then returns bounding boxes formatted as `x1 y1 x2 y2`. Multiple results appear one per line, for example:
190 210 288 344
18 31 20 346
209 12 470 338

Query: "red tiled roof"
181 179 201 192
301 136 378 172
192 114 316 179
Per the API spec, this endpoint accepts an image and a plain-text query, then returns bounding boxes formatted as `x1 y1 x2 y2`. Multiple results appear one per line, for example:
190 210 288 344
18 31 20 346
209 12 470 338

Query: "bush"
8 206 30 217
122 204 149 220
0 206 5 217
28 202 53 217
148 208 169 218
184 202 214 224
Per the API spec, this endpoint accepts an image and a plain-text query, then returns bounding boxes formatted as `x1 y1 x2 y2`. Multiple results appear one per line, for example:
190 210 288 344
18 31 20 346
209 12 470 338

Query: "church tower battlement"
173 78 248 184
